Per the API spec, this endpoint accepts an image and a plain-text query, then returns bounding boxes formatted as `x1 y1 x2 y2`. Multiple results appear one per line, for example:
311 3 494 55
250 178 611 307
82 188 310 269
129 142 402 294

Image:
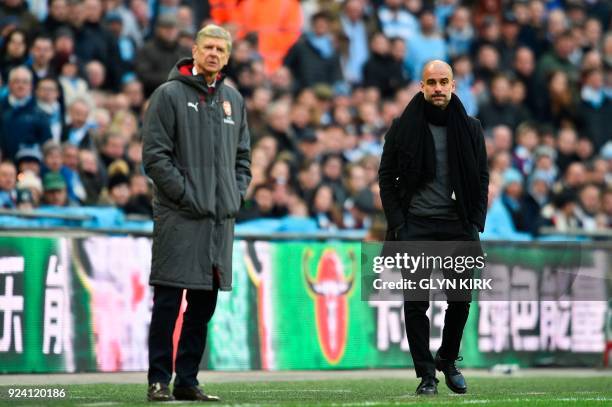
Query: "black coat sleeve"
142 85 186 202
235 101 252 202
378 119 405 231
471 118 489 232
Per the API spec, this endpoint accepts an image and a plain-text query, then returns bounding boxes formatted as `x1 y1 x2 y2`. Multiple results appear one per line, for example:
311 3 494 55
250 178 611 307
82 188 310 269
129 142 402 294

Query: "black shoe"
415 375 439 396
173 386 220 402
435 353 467 394
147 382 174 402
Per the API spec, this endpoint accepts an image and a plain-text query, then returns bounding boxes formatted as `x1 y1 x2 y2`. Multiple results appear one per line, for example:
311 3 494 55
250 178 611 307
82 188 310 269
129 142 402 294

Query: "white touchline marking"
229 389 352 393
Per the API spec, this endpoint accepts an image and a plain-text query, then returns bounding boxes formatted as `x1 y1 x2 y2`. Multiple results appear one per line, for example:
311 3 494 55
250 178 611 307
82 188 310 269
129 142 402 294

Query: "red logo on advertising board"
304 249 356 365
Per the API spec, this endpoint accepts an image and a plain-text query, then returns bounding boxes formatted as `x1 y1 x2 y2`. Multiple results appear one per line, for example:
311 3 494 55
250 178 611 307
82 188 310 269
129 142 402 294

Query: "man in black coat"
283 11 343 92
142 24 251 402
378 60 488 396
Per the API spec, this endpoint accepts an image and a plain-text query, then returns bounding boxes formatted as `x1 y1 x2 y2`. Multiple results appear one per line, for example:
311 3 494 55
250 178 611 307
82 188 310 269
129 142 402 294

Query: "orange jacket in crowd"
210 0 303 74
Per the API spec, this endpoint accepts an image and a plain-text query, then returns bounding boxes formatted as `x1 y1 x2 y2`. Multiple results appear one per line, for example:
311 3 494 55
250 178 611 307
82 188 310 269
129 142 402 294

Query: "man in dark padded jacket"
378 60 488 397
142 24 251 402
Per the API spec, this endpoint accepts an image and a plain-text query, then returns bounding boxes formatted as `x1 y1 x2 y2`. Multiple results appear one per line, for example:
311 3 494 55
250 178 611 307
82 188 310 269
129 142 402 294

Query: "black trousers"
399 213 478 378
148 285 218 387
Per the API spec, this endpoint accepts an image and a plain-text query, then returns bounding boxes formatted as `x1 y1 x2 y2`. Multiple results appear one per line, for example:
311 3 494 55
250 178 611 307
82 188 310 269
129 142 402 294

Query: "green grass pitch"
0 376 610 406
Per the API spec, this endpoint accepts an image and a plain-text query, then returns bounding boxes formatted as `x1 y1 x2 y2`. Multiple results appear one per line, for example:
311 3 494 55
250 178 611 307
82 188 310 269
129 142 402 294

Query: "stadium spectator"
451 54 478 116
43 0 70 37
15 169 42 207
537 30 579 85
602 188 612 228
541 188 582 232
35 77 64 142
404 7 448 81
555 127 581 175
498 11 521 68
522 169 552 235
283 11 343 92
104 10 137 78
61 97 95 149
0 160 17 208
42 139 84 203
478 73 530 131
78 148 103 204
41 171 71 206
512 46 538 115
69 0 121 91
0 66 52 162
0 28 28 84
124 173 151 216
135 13 189 97
0 0 38 37
377 0 418 43
512 123 539 176
85 60 106 90
310 183 342 230
98 169 130 209
28 35 56 83
446 6 474 58
339 0 372 85
103 0 143 47
575 183 602 230
362 32 408 98
262 101 296 154
578 68 611 151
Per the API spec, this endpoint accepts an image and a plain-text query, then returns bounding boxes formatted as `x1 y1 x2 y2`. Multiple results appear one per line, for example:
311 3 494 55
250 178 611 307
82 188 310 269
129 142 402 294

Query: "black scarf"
394 92 480 224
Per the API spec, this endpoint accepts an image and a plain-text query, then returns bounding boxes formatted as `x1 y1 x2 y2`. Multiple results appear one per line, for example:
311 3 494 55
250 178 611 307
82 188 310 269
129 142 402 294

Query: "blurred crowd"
0 0 610 238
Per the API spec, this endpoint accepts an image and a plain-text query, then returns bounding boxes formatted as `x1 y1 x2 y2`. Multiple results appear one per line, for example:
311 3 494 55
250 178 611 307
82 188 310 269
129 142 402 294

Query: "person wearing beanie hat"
500 167 529 232
522 170 553 235
15 145 43 175
107 172 130 209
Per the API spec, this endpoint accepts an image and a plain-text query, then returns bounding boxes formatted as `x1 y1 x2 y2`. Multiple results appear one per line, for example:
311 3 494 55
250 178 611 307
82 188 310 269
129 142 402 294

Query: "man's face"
312 18 330 36
44 150 63 172
31 39 54 66
69 102 89 128
0 164 16 191
192 37 230 78
103 137 126 159
491 77 511 103
157 25 178 43
36 80 59 103
50 0 68 20
62 146 79 170
514 48 534 75
421 63 455 108
420 12 436 34
9 69 32 99
44 188 67 206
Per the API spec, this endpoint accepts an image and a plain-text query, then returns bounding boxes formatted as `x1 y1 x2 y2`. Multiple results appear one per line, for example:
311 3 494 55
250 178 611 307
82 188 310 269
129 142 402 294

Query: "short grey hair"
196 24 232 53
8 66 32 83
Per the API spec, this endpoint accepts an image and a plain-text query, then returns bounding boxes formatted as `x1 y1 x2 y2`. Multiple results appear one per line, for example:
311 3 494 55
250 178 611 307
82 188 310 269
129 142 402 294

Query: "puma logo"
188 102 198 112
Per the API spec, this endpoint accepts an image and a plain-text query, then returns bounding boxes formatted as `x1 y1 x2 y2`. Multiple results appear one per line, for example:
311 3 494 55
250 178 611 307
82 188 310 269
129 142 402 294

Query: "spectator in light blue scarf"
340 0 369 84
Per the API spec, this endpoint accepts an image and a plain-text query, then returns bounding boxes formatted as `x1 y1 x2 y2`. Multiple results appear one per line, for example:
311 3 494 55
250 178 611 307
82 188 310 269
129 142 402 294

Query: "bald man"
379 60 489 395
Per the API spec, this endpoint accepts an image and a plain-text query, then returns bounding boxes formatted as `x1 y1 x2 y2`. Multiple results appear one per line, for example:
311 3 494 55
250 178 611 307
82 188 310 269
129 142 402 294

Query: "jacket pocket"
227 175 241 217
